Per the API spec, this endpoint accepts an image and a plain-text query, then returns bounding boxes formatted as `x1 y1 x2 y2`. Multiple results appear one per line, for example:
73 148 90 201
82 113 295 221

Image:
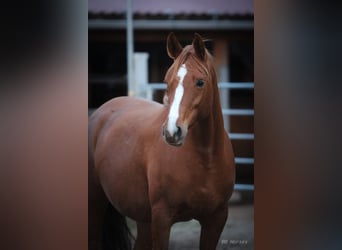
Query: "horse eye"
196 79 205 88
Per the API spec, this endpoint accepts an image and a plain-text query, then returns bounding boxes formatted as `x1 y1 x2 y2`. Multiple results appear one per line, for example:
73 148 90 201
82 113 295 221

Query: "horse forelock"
169 45 216 85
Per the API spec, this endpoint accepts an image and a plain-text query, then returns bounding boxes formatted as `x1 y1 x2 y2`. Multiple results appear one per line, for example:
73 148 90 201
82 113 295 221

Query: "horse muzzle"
162 125 187 147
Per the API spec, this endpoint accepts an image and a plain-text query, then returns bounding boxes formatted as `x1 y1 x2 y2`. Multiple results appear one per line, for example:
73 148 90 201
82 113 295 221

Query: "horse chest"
189 185 219 208
167 169 229 219
170 183 226 221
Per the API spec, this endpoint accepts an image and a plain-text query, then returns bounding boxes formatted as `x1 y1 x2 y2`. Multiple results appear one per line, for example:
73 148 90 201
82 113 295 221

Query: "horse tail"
102 203 134 250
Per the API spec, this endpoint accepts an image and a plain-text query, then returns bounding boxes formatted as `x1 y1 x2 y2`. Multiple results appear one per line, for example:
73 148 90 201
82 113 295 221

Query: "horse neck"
189 83 226 155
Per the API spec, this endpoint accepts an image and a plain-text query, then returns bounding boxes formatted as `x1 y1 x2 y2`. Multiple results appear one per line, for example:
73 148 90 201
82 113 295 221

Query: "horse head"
162 33 217 146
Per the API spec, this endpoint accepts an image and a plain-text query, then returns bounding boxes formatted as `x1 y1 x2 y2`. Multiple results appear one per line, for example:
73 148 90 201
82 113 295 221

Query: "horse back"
89 97 164 156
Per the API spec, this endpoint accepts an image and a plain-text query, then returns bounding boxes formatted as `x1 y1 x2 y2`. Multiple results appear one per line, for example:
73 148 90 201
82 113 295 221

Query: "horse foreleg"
151 204 172 250
199 207 228 250
134 221 152 250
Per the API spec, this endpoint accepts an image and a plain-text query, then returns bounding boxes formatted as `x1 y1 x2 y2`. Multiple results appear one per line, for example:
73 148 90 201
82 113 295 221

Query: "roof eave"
88 19 254 30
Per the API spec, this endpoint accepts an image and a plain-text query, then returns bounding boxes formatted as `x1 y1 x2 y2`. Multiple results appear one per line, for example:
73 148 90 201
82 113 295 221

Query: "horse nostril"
176 126 182 138
162 127 165 137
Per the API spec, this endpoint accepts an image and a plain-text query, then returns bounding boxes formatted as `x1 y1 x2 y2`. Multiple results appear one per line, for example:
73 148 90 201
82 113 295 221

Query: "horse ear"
167 32 183 59
192 33 206 61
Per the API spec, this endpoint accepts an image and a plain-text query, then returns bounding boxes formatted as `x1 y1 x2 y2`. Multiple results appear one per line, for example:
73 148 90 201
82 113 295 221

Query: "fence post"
133 52 149 98
126 0 134 96
214 39 230 132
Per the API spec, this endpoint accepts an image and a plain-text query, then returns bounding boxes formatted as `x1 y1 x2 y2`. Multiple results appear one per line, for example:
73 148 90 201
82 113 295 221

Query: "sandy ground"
127 190 254 250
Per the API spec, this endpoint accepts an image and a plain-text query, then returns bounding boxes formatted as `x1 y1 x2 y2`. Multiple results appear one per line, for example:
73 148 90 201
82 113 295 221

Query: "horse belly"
97 155 152 221
95 125 152 221
90 97 164 222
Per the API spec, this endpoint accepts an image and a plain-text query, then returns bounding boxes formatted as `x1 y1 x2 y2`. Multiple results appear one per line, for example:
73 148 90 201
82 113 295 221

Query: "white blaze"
167 64 187 136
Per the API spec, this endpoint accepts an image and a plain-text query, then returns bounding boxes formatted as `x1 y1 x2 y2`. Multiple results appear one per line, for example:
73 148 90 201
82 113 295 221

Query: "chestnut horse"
89 33 235 250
